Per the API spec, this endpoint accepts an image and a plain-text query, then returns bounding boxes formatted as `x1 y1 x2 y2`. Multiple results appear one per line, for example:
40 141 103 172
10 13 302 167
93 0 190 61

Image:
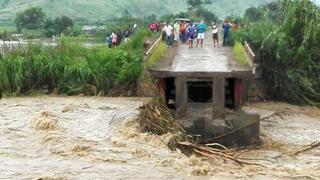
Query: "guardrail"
244 41 257 75
244 41 255 60
144 35 162 60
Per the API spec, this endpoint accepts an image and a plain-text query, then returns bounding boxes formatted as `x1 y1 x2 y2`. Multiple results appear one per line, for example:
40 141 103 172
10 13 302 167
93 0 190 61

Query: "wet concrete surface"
150 33 251 76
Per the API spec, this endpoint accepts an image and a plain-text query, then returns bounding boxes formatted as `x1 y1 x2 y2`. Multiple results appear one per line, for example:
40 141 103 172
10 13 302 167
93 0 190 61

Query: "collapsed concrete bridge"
146 35 260 146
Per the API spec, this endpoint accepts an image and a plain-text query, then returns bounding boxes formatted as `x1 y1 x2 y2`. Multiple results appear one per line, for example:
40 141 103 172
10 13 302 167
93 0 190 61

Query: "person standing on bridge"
187 22 196 48
196 20 206 48
149 21 158 32
179 21 187 43
173 21 180 47
163 22 173 48
212 22 219 47
222 20 232 46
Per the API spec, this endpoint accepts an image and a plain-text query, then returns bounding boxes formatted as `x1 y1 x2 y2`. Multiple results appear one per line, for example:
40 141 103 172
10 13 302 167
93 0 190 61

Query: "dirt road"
0 97 319 179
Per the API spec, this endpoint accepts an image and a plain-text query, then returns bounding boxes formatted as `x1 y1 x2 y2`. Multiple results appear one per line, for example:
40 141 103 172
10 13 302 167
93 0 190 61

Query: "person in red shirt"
149 21 157 32
179 21 187 43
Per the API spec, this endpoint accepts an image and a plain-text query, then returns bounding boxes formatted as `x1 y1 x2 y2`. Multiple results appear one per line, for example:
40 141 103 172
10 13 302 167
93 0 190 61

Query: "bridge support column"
175 76 187 119
234 79 243 111
212 76 225 119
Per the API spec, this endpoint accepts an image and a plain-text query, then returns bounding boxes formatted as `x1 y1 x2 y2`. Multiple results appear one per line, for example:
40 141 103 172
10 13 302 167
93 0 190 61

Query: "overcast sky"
315 0 320 5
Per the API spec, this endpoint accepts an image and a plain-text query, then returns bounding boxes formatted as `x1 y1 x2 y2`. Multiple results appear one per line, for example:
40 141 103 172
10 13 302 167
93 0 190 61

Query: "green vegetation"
13 7 77 38
0 30 150 96
233 41 250 66
235 0 320 106
89 17 146 43
161 0 219 24
44 16 75 37
15 7 46 32
146 42 167 68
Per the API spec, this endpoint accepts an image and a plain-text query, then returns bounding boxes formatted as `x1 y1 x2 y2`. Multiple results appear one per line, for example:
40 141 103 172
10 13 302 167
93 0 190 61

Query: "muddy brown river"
0 97 319 179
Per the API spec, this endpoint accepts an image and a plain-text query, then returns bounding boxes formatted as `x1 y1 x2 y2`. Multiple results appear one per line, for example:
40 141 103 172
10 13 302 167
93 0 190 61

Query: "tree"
187 0 202 9
44 16 74 37
43 18 55 37
195 7 218 22
187 0 212 11
55 16 74 34
15 7 46 31
244 7 262 22
236 0 320 105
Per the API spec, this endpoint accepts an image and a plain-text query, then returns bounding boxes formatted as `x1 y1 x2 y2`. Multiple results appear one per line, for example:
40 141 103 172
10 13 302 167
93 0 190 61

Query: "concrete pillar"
175 76 187 119
212 76 225 119
234 79 243 111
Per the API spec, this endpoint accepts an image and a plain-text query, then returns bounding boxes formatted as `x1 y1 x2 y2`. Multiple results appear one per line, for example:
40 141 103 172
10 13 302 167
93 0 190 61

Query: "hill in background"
0 0 276 25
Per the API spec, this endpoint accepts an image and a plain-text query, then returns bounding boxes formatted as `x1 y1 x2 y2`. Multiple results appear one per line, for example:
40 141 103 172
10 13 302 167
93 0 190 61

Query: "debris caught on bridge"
176 141 266 167
137 99 266 167
137 98 185 135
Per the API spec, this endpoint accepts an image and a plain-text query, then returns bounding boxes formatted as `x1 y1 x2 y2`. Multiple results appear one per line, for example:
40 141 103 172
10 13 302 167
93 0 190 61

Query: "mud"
0 97 319 179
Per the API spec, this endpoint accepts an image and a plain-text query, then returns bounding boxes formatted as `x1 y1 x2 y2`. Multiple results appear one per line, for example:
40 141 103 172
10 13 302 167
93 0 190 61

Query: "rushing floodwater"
0 97 319 179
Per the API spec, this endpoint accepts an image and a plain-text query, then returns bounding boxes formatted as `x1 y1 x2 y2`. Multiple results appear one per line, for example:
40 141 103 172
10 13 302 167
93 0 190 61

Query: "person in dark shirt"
124 29 130 43
187 23 196 48
222 20 232 46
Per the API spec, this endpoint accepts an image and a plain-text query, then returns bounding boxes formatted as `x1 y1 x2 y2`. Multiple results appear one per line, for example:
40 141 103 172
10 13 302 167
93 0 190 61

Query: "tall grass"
235 0 320 106
146 42 167 68
233 41 250 66
0 30 149 96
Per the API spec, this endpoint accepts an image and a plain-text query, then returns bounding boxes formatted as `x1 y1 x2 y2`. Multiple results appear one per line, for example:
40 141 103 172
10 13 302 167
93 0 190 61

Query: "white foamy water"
0 97 319 179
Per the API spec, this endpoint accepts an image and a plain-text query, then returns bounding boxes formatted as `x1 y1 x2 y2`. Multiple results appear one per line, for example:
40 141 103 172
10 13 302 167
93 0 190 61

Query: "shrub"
0 29 149 96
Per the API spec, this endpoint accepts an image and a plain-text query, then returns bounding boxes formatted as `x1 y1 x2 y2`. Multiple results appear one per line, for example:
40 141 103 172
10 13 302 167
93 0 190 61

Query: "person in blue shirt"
106 34 112 48
222 20 232 46
187 22 197 48
196 20 206 48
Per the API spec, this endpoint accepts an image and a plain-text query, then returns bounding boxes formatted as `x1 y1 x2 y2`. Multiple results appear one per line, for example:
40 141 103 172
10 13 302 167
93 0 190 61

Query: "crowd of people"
106 23 139 48
150 19 234 49
105 19 234 49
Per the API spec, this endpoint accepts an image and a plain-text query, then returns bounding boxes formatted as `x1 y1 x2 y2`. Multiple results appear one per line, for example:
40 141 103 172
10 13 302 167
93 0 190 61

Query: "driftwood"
253 82 267 102
293 141 320 155
138 98 185 135
138 99 275 168
177 141 267 167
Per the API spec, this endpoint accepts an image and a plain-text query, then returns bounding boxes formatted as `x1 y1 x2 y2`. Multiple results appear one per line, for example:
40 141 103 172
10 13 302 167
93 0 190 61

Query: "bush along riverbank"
234 0 320 107
0 30 152 96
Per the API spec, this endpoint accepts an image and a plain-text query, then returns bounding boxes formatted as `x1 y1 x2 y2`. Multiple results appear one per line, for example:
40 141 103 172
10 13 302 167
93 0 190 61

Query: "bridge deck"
150 34 252 78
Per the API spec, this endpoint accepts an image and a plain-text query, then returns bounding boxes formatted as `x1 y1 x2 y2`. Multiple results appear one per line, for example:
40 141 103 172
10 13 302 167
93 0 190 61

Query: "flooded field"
0 97 319 179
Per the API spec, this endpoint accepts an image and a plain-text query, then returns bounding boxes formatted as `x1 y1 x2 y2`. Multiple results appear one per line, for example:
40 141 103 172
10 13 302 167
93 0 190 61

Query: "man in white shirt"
212 22 219 47
163 22 173 47
173 21 180 46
